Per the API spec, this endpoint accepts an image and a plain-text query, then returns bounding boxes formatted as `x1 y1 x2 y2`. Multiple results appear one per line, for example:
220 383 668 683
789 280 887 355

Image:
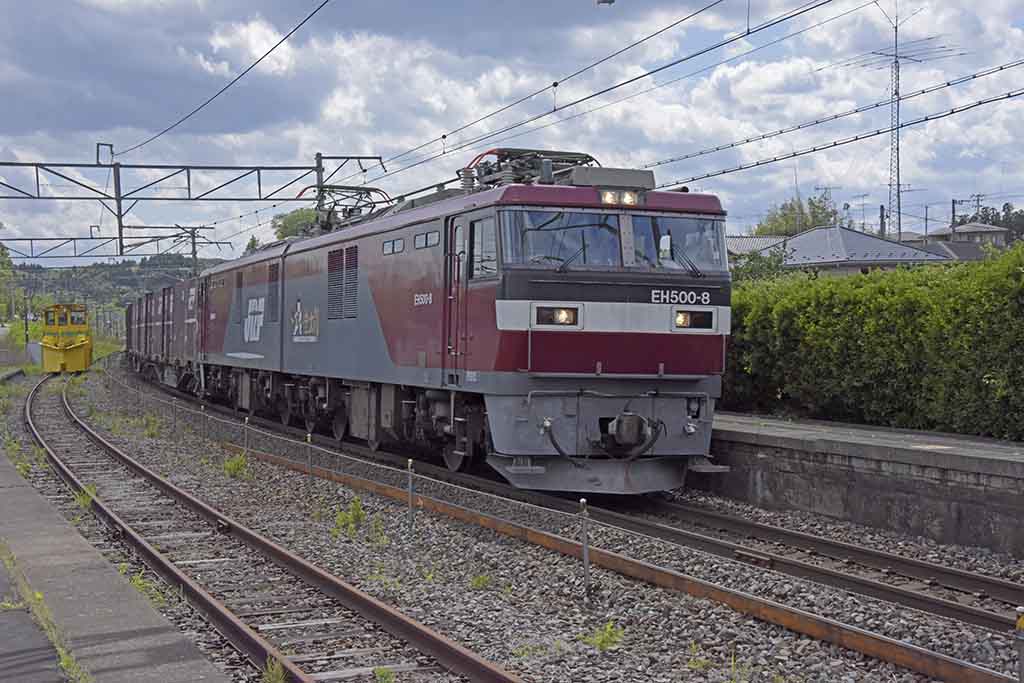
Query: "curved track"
26 374 520 683
111 360 1019 683
150 365 1021 633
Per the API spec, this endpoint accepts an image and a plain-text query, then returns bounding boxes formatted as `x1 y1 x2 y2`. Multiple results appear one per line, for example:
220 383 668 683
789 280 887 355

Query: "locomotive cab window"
58 311 68 326
46 311 56 325
632 215 727 273
469 217 497 279
500 210 621 269
71 310 86 325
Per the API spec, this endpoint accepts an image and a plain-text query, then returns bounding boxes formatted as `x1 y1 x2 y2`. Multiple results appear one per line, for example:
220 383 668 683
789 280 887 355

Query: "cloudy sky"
0 0 1021 263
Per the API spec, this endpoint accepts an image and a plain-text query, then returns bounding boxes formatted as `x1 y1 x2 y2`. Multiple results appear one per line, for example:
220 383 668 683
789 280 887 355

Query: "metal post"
243 417 249 455
407 459 415 540
172 399 178 456
580 498 591 598
200 404 206 440
1016 606 1023 683
306 433 313 486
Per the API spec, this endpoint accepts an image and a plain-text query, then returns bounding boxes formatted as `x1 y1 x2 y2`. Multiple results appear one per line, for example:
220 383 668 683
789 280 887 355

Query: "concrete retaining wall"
698 420 1024 557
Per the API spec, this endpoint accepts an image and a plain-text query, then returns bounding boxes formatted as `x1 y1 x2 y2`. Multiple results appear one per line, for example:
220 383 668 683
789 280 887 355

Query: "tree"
754 190 851 237
272 207 317 240
244 235 260 254
731 247 789 282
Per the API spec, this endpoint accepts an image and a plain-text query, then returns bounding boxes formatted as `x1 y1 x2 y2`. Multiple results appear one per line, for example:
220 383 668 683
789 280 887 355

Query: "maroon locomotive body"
127 150 731 493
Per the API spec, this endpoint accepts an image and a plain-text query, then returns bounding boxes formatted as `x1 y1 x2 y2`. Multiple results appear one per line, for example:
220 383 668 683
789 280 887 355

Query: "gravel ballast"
77 364 1022 682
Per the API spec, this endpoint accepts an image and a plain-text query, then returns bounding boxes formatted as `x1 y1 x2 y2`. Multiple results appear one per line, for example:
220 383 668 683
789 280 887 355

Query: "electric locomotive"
127 149 731 494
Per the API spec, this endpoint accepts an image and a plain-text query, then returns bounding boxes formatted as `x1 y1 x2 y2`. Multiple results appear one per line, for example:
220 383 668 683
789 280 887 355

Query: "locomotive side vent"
327 248 345 319
342 246 359 319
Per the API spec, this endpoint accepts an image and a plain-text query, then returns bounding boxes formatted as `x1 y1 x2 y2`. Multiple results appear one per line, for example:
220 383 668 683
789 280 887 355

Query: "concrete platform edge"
0 539 86 682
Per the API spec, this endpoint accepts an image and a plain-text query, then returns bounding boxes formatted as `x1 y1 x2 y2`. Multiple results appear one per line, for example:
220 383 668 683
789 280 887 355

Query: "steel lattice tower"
888 44 901 239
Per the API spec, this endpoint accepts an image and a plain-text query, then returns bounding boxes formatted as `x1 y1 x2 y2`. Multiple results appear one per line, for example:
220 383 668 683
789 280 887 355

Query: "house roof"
918 241 988 261
929 222 1009 236
726 235 786 256
898 231 926 242
756 225 950 267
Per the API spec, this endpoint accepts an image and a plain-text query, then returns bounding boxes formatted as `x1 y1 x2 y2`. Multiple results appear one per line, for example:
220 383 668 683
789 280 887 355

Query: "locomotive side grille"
327 248 345 319
343 245 359 319
267 262 280 322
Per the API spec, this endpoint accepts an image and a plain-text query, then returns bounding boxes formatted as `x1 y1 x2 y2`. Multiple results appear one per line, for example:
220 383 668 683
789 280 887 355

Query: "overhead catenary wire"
642 56 1024 169
658 88 1024 187
355 0 841 189
401 0 874 172
116 0 334 156
354 0 730 172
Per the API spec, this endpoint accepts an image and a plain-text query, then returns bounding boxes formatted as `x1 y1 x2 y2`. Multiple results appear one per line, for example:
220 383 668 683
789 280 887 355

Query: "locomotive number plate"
650 289 712 305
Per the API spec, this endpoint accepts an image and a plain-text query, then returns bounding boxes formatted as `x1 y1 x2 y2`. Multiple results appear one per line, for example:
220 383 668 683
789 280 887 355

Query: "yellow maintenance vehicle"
41 303 93 373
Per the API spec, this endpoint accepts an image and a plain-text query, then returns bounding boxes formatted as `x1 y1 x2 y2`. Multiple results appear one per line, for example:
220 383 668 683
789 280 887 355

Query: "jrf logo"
244 297 265 343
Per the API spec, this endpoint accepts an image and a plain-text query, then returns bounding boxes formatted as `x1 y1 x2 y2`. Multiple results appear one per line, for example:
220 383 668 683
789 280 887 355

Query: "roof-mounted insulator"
459 167 475 193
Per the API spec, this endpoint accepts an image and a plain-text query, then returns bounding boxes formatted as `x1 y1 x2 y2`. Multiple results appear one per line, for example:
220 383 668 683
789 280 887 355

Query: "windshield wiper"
556 245 587 273
670 242 704 278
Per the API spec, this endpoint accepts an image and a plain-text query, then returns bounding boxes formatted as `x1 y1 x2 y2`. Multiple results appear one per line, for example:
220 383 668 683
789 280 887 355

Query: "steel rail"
231 443 1015 683
24 375 311 683
137 366 1020 632
650 500 1024 608
119 365 1018 680
33 374 521 683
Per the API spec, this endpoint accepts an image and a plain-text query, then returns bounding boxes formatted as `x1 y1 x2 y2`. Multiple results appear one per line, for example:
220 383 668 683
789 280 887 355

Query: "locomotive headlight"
620 190 638 206
600 190 619 205
674 310 714 330
537 306 579 326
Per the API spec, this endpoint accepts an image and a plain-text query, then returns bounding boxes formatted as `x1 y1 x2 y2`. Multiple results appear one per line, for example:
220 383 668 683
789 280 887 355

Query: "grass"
330 497 366 540
118 563 166 607
580 621 624 652
261 657 287 683
687 641 712 671
73 484 98 513
469 574 492 591
369 514 389 548
141 413 162 439
222 452 250 479
0 596 25 610
511 643 547 658
373 667 395 683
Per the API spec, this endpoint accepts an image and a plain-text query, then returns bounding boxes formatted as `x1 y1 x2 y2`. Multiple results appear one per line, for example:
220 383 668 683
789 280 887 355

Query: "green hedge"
723 244 1024 440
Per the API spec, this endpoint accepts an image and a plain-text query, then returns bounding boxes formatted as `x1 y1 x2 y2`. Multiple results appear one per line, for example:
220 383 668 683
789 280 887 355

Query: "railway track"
26 373 520 683
158 370 1020 633
103 361 1021 682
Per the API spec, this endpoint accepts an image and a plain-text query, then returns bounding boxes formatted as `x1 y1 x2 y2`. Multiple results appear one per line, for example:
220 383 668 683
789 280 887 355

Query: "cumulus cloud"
0 0 1021 252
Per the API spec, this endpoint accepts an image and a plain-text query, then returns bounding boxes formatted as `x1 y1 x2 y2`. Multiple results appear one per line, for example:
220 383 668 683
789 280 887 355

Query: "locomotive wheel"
277 397 291 426
331 408 348 443
443 441 469 472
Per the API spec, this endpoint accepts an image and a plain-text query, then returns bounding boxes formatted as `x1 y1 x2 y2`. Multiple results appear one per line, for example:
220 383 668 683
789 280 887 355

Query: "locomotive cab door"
443 216 468 386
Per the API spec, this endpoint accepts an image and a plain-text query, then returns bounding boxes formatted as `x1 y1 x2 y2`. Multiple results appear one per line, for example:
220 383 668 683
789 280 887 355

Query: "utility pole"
970 193 985 217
